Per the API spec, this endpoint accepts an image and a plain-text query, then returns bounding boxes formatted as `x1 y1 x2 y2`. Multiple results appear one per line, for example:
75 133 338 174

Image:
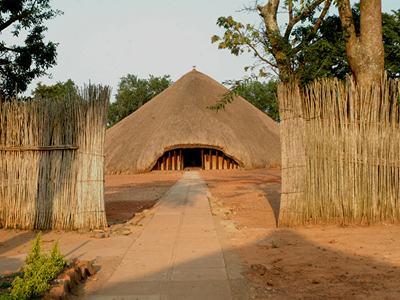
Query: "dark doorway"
183 148 202 168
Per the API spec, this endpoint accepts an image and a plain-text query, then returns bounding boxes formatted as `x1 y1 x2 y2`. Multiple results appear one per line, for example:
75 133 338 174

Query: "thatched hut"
105 69 281 173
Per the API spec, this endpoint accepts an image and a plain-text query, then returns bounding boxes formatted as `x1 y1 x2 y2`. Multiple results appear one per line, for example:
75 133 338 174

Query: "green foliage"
212 15 279 78
382 9 400 78
0 0 63 98
211 1 333 84
31 79 79 100
212 2 400 86
0 282 12 290
1 232 67 300
208 77 279 122
108 74 172 127
207 89 238 112
294 5 400 84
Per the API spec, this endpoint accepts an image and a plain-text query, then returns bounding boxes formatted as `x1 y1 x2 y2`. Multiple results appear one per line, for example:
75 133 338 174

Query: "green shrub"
0 232 67 300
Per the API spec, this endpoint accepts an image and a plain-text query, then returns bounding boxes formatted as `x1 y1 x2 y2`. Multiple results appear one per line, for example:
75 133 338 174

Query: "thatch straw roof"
105 69 281 173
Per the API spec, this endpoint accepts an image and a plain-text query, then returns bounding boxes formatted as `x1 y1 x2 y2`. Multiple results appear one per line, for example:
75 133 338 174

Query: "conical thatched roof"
105 69 281 173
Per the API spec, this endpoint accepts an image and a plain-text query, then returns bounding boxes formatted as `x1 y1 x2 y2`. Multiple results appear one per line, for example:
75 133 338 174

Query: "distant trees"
0 0 63 98
108 74 172 127
382 9 400 78
32 79 78 100
224 78 279 122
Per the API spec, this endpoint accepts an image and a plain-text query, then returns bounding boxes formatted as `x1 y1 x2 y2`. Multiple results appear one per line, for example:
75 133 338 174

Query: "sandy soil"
1 169 400 299
200 169 400 300
105 171 183 224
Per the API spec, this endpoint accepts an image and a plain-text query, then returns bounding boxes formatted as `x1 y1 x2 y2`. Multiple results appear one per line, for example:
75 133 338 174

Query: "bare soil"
105 171 183 224
200 169 400 300
1 169 400 299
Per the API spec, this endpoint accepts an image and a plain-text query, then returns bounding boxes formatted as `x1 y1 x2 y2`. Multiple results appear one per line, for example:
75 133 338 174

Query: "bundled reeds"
277 83 307 227
0 85 110 229
278 76 400 226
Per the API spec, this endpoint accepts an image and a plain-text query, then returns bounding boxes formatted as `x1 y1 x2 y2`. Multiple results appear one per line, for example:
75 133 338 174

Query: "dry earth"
104 171 183 224
200 169 400 300
1 169 400 299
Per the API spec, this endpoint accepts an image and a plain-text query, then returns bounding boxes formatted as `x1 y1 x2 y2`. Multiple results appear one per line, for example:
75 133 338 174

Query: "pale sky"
23 0 398 101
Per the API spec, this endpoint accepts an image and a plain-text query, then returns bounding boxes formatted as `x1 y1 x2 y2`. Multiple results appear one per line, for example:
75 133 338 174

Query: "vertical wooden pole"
209 150 213 170
201 149 204 170
180 149 183 170
176 150 180 170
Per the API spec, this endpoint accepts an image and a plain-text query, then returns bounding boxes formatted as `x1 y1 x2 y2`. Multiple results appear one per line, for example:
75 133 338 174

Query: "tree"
338 0 384 87
212 0 388 87
0 0 62 98
108 74 172 127
212 77 279 122
212 0 334 85
291 5 400 83
32 79 78 100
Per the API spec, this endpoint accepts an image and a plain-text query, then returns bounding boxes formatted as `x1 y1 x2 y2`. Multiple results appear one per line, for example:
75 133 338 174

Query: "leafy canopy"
108 74 173 127
212 0 335 85
382 9 400 78
209 77 279 122
212 1 400 86
293 5 400 83
31 79 78 100
0 0 63 98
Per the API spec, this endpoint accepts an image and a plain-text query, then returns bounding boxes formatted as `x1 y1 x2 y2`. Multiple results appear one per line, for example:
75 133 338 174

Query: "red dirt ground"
200 169 400 300
1 169 400 299
105 171 183 224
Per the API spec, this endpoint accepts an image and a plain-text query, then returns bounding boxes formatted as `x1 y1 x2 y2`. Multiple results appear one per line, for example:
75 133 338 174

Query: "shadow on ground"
74 228 400 299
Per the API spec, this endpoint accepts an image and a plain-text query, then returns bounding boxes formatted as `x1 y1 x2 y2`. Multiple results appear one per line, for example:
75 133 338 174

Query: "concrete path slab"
82 171 234 300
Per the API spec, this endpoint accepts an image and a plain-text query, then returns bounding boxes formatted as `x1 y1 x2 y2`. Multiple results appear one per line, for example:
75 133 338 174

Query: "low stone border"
43 258 96 300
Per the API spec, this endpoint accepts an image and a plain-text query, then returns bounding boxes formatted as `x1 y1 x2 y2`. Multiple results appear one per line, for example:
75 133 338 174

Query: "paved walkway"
83 171 234 300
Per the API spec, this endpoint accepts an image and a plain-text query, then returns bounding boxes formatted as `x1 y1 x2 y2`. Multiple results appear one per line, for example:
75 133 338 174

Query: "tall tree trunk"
338 0 384 87
258 0 298 84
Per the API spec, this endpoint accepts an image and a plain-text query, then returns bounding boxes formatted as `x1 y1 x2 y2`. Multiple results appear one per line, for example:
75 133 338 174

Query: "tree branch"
288 0 293 22
0 10 31 32
293 0 333 53
247 41 278 68
338 0 357 43
0 0 39 33
0 46 25 53
258 0 280 34
236 27 278 68
284 0 326 40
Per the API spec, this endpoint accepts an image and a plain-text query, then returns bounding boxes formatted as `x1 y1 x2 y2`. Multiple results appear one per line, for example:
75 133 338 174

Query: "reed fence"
278 76 400 226
0 85 110 229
